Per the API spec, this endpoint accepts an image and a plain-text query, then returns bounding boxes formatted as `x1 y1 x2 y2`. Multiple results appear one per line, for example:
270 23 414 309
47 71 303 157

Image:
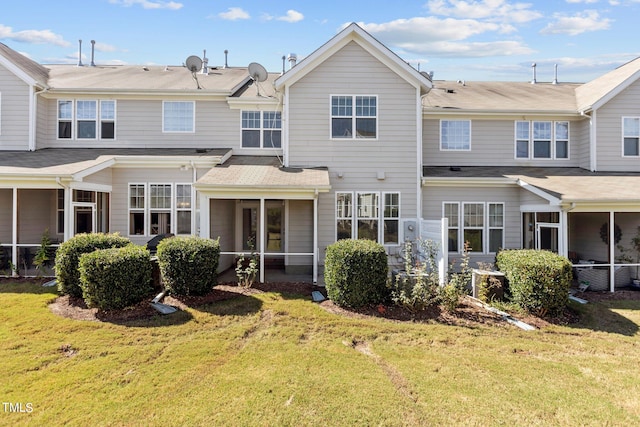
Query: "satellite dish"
185 55 203 73
248 62 268 82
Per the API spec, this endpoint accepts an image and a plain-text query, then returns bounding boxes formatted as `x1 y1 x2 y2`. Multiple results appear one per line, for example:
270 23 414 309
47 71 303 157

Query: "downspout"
11 187 17 276
416 87 423 220
30 86 48 151
283 85 290 167
583 109 597 172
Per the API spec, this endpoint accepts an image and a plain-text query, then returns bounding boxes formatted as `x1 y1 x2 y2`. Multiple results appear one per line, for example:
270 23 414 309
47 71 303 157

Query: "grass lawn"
1 281 640 426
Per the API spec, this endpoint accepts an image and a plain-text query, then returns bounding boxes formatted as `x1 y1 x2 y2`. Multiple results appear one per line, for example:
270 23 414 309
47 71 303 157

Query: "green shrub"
496 249 572 316
390 239 440 314
79 245 153 310
55 233 132 297
156 236 220 296
324 239 389 308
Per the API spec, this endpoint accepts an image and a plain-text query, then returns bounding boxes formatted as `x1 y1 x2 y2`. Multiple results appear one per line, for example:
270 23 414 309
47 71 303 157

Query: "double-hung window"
76 100 97 139
129 184 193 236
445 202 504 253
331 95 377 139
163 101 194 132
57 100 116 140
440 120 471 150
515 121 569 159
336 191 400 244
241 111 282 148
58 100 73 139
623 117 640 156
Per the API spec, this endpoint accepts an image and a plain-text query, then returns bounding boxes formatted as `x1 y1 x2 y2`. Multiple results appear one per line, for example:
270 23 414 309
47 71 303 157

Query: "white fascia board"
112 156 224 169
589 69 640 112
422 177 516 187
0 55 39 87
423 109 581 118
72 158 116 181
275 23 431 93
516 178 561 205
226 97 280 110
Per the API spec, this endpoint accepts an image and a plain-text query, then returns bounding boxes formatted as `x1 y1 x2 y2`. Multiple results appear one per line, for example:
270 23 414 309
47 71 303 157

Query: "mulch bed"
6 277 637 328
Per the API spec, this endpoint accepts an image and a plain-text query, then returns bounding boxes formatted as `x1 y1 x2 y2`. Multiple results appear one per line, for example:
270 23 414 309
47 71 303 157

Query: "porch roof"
195 156 331 196
0 148 231 180
423 166 640 205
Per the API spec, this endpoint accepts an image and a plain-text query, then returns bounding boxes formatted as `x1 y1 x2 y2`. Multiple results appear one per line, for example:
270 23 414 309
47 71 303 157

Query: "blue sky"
2 0 640 82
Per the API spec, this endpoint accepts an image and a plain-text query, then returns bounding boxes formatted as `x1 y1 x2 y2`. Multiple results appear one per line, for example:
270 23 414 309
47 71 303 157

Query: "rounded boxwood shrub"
496 249 572 316
156 236 220 296
55 233 132 297
324 239 389 308
78 245 153 310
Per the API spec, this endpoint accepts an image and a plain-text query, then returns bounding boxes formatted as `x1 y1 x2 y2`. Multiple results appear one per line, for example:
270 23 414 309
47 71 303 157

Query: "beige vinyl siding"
17 189 56 244
594 79 640 171
210 198 235 272
287 41 420 259
422 185 523 265
519 189 553 206
110 167 196 245
572 119 591 169
423 117 584 167
35 96 48 149
83 168 113 187
0 64 30 150
287 200 313 269
41 98 239 149
0 189 12 242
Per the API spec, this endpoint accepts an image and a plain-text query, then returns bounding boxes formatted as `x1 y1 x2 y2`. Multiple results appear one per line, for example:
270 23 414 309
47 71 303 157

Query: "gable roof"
275 23 432 94
424 80 579 115
0 43 49 87
575 57 640 113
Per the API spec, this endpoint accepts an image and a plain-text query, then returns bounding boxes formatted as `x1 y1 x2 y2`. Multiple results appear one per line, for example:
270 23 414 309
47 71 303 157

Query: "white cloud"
218 7 250 21
0 24 69 46
277 10 304 23
356 17 534 58
426 0 543 23
540 10 612 36
108 0 183 10
566 0 598 3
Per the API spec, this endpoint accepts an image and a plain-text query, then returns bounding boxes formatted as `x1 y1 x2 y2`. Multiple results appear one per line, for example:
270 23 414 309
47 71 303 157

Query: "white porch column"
609 211 615 292
199 194 210 238
65 187 72 239
313 194 318 284
259 198 265 283
560 210 568 257
11 188 17 277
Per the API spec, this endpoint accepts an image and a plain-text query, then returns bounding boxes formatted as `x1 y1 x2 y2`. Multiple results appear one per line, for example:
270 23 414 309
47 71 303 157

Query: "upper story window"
163 101 194 133
440 120 471 150
57 100 116 140
623 117 640 156
241 111 282 148
331 95 377 139
515 121 569 159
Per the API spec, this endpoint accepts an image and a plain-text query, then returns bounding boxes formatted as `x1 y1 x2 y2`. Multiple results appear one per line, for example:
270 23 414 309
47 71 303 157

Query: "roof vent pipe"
281 55 286 75
223 50 228 69
531 62 537 84
288 53 297 69
90 40 96 67
552 63 558 85
201 49 208 75
77 40 83 67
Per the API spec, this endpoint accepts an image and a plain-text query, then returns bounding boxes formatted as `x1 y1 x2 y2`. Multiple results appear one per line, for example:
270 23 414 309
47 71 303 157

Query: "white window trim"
100 100 117 140
335 190 401 245
128 183 146 237
57 100 74 140
149 183 173 236
57 99 117 140
76 100 98 141
329 94 379 141
445 201 504 254
240 110 282 149
443 201 460 253
622 116 640 157
162 101 195 133
440 119 471 151
514 120 570 160
382 192 401 245
175 183 193 235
